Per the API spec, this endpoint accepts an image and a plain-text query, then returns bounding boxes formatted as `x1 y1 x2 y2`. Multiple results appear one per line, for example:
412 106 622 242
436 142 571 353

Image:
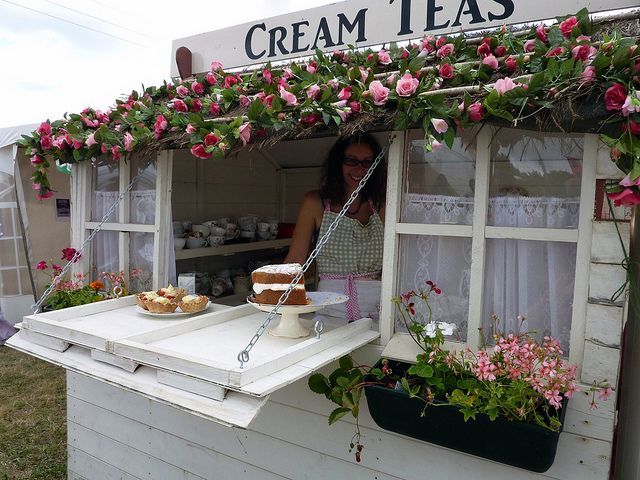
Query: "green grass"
0 346 66 480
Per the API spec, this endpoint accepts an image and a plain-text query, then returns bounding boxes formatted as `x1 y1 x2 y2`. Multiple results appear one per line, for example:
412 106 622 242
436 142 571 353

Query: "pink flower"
546 46 565 57
191 81 204 95
172 99 188 112
430 139 443 151
190 143 211 159
61 247 80 262
239 123 251 146
571 44 597 62
493 45 507 57
209 103 221 116
580 66 596 83
430 118 448 134
205 73 217 85
524 39 536 53
621 92 640 116
608 188 640 207
598 387 613 402
477 42 491 58
306 84 321 99
338 86 352 101
436 36 447 48
386 73 397 86
239 95 251 107
605 83 627 111
36 190 54 200
204 133 220 147
436 43 454 58
36 261 47 270
37 122 52 136
154 114 168 139
560 16 578 38
123 132 134 152
377 48 392 65
223 75 239 89
282 67 293 80
494 77 518 95
40 135 53 150
367 80 390 105
186 124 196 134
504 55 517 72
306 61 317 74
111 146 120 161
85 132 97 147
536 24 548 42
301 113 321 126
467 102 485 122
482 54 499 70
262 69 273 84
30 155 44 165
395 73 419 97
176 85 189 97
327 78 340 89
348 101 361 113
279 86 298 106
359 66 369 84
210 61 223 72
438 63 454 79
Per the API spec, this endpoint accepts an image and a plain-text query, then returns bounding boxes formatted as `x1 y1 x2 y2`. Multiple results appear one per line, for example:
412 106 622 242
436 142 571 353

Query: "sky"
0 0 337 128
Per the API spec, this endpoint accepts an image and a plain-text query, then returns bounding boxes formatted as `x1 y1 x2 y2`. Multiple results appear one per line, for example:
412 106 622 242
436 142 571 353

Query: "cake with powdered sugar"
251 263 308 305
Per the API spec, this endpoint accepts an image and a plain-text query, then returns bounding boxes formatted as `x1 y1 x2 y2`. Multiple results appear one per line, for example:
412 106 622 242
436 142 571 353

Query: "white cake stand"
247 291 348 338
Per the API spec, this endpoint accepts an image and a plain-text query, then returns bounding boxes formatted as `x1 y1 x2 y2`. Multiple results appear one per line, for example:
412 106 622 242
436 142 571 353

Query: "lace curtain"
92 190 176 292
399 194 579 351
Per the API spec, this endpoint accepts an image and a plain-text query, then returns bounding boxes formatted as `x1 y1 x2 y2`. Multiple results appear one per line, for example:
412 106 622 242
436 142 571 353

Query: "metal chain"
32 165 147 314
237 133 396 367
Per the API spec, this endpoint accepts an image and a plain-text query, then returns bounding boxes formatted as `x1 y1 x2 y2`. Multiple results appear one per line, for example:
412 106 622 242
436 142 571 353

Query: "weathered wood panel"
585 303 623 348
591 221 630 264
68 446 141 480
581 341 621 386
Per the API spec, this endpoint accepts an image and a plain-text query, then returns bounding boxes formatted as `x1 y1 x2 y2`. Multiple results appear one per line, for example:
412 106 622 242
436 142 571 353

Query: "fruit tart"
145 295 179 313
158 284 186 302
136 291 159 310
178 294 209 313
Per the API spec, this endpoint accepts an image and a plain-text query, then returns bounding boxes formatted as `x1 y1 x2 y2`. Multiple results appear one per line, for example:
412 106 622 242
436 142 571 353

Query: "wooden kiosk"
8 1 640 478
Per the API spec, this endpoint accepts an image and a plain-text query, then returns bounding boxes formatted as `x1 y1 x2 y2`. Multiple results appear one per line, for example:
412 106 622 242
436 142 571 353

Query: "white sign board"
171 0 639 75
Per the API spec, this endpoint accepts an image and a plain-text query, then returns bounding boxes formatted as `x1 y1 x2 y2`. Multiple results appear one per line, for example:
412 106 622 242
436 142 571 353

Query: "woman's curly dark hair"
319 133 386 209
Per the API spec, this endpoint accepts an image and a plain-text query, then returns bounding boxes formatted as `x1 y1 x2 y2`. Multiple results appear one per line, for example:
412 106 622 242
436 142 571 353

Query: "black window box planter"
364 360 567 473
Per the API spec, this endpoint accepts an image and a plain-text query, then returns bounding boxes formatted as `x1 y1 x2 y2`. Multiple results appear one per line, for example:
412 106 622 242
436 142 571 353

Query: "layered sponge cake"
251 263 308 305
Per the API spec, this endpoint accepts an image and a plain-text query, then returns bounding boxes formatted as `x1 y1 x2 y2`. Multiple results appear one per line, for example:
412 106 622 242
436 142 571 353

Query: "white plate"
247 291 348 314
135 302 211 319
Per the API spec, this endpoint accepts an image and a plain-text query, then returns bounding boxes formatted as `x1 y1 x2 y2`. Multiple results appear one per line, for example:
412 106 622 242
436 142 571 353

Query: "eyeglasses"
343 157 374 168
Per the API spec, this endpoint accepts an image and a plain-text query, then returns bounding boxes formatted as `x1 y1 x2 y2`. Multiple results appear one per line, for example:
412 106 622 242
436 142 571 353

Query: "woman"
285 134 386 322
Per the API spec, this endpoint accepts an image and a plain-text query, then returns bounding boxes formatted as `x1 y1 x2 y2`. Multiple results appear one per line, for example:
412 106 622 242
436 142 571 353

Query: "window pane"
91 230 119 277
91 158 119 222
401 129 476 225
482 239 576 353
0 172 16 202
0 208 15 237
0 269 19 296
396 235 471 341
130 232 153 293
488 130 583 229
129 156 157 225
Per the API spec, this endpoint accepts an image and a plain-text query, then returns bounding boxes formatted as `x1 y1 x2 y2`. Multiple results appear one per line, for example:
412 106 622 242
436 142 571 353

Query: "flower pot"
364 360 567 473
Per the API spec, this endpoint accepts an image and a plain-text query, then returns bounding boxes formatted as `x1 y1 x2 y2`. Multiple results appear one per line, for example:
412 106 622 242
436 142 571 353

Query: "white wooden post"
152 151 173 289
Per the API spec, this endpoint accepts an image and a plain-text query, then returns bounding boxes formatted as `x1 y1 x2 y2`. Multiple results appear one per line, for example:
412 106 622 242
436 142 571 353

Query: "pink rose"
190 144 211 159
111 146 120 161
279 86 298 106
524 39 536 53
209 103 221 116
306 84 321 99
494 77 518 95
436 36 447 48
348 101 362 113
608 188 640 207
536 24 548 42
210 61 223 72
52 136 67 149
239 123 251 146
493 45 507 57
571 45 596 62
560 16 578 38
154 114 168 139
545 47 565 58
395 73 419 97
223 75 239 89
605 83 627 111
301 113 321 126
36 190 54 200
176 85 189 97
123 132 134 152
400 49 409 59
386 73 398 86
621 92 640 116
205 73 217 85
368 80 390 105
191 99 202 112
327 78 340 89
191 81 204 95
40 135 52 149
32 183 41 190
338 86 352 101
477 42 491 58
262 69 273 84
438 63 454 79
172 99 188 112
482 55 499 70
37 122 52 136
36 261 47 270
420 36 435 53
505 55 517 72
30 154 44 165
467 102 485 122
306 61 317 74
378 49 392 65
620 173 640 187
186 124 196 134
580 66 596 83
430 118 448 134
576 34 591 43
436 43 454 58
359 67 369 84
239 95 251 107
61 247 80 262
282 67 293 80
430 139 443 151
86 132 97 147
204 133 220 147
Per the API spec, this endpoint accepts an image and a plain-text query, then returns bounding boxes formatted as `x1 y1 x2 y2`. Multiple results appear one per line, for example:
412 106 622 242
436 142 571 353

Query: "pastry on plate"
178 294 209 313
158 284 186 302
145 296 179 313
136 291 159 310
251 263 308 305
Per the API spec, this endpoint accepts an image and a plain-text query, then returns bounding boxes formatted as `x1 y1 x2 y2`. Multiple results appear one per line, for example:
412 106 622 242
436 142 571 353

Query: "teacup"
257 222 270 232
191 224 210 237
226 223 237 234
207 235 225 247
202 220 218 229
174 237 186 249
186 237 207 249
238 215 258 231
257 231 270 241
210 226 226 236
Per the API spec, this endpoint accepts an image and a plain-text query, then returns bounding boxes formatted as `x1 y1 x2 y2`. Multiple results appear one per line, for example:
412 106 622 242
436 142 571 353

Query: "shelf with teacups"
174 238 292 260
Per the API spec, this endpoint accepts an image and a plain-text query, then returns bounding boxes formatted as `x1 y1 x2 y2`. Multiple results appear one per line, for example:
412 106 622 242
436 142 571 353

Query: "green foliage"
44 285 102 310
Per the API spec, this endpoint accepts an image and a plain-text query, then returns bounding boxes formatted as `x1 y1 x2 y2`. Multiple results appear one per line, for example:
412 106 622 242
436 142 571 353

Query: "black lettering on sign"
452 0 486 27
269 26 290 57
425 0 450 31
245 23 266 60
291 21 310 53
390 0 413 35
337 9 368 44
488 0 514 21
312 17 336 49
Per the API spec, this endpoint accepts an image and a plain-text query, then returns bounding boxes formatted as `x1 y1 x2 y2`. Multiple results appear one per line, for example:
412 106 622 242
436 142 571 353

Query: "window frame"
379 128 597 369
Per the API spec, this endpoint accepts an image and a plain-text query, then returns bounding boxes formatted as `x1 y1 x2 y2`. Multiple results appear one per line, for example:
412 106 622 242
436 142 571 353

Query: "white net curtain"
398 129 583 352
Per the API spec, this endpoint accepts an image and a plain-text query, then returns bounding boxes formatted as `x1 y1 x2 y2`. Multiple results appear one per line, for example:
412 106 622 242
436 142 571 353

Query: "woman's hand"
284 190 324 264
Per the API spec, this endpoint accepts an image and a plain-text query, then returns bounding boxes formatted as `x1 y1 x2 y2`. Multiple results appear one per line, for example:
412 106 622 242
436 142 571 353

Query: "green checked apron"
317 199 384 322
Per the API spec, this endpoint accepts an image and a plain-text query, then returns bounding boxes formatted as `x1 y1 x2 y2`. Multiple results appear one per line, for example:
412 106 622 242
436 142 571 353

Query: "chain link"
237 133 395 367
32 164 149 314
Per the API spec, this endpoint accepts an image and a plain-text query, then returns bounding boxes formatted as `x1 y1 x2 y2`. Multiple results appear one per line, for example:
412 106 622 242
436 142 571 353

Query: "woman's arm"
284 190 324 264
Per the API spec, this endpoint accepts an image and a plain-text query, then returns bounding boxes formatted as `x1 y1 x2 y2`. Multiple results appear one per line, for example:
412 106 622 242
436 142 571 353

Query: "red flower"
36 261 47 270
605 83 627 111
209 103 221 116
204 133 220 147
504 55 517 72
467 102 485 122
559 16 578 38
545 47 565 58
190 144 211 159
536 24 548 43
608 187 640 207
223 75 239 89
477 42 491 58
61 247 80 263
493 45 507 57
438 63 454 79
624 120 640 135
